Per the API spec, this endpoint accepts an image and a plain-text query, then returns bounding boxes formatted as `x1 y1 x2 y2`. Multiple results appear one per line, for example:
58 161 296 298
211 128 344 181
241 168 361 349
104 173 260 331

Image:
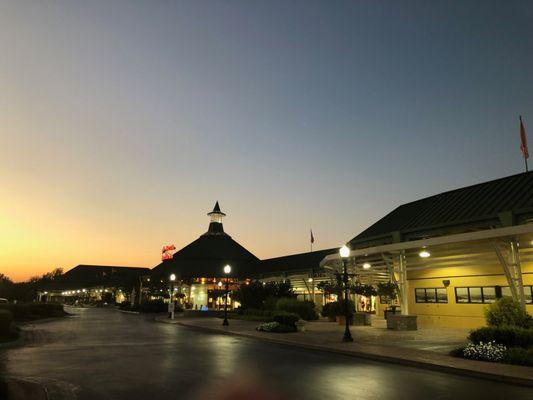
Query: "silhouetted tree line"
0 268 63 301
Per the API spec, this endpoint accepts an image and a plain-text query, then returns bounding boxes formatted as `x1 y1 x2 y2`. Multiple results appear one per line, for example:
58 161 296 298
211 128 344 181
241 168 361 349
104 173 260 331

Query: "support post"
493 239 526 311
510 240 526 311
398 251 408 315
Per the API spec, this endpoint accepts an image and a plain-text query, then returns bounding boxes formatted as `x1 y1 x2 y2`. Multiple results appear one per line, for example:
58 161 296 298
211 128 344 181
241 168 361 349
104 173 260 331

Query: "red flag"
310 230 315 244
520 116 529 159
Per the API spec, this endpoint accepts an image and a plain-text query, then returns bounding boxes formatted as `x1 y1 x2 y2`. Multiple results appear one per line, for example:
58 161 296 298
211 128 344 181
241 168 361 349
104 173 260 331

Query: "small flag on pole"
310 230 315 244
520 116 529 172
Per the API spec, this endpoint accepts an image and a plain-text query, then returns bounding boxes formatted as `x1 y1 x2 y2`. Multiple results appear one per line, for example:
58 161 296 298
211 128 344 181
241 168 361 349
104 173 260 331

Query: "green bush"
321 300 355 318
0 310 13 337
272 311 300 327
468 326 533 348
276 298 318 321
484 297 532 328
504 347 533 366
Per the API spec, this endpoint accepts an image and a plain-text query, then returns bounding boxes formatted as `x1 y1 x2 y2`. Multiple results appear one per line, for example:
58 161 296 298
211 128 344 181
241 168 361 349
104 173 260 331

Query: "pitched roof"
47 265 150 290
350 171 533 247
151 235 259 278
257 248 339 278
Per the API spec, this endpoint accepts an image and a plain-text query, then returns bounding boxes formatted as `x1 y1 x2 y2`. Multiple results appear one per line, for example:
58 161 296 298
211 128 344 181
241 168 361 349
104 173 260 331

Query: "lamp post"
339 245 353 342
169 273 176 319
222 264 231 326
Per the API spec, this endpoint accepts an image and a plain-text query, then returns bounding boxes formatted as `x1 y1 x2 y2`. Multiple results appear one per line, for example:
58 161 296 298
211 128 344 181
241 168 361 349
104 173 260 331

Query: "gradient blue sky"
1 1 532 280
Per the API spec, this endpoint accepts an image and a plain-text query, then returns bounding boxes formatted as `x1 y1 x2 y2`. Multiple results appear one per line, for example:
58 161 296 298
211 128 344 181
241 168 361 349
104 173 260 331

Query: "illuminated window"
500 286 533 304
414 288 447 303
455 287 469 303
454 287 503 304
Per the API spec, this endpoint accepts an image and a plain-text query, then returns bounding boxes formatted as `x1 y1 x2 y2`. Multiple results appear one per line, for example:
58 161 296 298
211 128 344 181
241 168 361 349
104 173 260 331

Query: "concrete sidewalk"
155 316 533 387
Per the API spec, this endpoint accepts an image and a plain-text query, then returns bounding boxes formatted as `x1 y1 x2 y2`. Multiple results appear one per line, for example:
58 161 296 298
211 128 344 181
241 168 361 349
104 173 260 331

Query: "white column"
399 251 409 315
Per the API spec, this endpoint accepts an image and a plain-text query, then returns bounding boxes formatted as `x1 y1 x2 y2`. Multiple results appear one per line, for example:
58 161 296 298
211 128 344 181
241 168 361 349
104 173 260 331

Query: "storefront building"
40 265 151 304
320 171 533 328
151 202 259 310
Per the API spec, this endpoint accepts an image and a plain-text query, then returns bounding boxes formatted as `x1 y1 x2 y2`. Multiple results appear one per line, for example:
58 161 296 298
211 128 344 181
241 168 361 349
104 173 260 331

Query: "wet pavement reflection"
0 308 531 399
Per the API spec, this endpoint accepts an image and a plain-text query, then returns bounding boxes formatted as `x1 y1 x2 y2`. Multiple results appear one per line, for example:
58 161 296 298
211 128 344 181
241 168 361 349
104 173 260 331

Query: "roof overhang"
321 223 533 267
318 224 533 284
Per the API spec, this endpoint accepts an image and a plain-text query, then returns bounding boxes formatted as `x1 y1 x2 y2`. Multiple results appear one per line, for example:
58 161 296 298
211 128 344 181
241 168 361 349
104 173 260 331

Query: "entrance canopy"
320 224 533 313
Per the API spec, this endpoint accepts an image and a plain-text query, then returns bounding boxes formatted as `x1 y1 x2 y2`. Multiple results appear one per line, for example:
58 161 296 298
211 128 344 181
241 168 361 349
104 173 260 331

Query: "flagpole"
519 115 529 172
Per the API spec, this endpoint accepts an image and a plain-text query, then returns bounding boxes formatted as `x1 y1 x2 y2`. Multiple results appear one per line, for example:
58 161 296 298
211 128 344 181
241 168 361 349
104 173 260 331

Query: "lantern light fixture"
339 245 350 258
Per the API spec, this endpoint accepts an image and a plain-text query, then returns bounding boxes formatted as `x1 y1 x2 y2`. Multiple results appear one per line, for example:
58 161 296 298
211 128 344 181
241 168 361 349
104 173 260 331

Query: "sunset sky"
1 1 532 281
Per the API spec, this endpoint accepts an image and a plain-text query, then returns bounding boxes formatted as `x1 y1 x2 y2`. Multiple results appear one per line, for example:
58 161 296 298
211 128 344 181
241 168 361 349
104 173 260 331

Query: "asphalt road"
0 308 531 400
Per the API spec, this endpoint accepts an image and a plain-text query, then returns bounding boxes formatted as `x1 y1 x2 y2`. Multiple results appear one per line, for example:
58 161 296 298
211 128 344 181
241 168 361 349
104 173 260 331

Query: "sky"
1 1 532 281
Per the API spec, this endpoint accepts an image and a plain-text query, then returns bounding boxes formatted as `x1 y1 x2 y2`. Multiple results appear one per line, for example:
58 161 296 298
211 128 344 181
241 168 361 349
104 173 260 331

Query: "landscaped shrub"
468 326 533 349
462 341 507 362
272 311 300 327
232 281 295 310
504 346 533 366
321 300 355 318
0 303 65 320
484 297 532 328
0 310 13 338
276 298 318 321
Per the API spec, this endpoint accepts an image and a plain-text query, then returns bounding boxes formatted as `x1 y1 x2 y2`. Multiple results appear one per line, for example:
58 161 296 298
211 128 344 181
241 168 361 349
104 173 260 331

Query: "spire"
205 201 227 235
210 201 224 215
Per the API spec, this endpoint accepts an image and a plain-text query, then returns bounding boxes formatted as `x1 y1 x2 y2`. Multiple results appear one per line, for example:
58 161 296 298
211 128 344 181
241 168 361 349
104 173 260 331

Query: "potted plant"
333 300 355 326
377 282 399 319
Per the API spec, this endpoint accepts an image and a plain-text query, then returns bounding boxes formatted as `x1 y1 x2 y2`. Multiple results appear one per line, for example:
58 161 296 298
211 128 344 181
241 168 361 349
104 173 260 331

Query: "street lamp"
339 245 353 342
222 264 231 326
169 273 176 319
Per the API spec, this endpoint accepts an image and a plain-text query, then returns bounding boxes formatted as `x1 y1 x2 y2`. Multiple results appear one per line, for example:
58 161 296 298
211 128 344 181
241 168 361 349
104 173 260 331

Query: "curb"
167 319 533 388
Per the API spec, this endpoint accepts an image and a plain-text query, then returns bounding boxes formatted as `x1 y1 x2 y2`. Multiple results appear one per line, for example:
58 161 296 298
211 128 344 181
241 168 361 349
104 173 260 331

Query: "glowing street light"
339 245 353 342
222 265 231 326
169 273 177 319
362 262 372 269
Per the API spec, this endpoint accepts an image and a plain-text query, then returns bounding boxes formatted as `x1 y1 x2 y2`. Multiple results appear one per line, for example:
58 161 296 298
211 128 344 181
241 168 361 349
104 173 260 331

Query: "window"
500 286 533 304
501 286 512 298
483 287 496 303
455 287 469 303
436 288 448 303
415 288 448 303
454 287 503 304
469 287 483 303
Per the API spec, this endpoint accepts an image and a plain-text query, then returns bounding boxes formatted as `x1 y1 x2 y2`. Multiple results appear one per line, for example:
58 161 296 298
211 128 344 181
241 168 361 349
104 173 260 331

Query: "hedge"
276 298 318 321
504 347 533 366
0 303 65 320
272 311 300 327
0 310 13 337
468 326 533 349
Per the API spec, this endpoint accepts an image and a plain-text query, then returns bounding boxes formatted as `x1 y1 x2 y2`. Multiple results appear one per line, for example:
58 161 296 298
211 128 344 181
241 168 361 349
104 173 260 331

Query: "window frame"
499 285 533 304
454 286 506 304
414 287 448 304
